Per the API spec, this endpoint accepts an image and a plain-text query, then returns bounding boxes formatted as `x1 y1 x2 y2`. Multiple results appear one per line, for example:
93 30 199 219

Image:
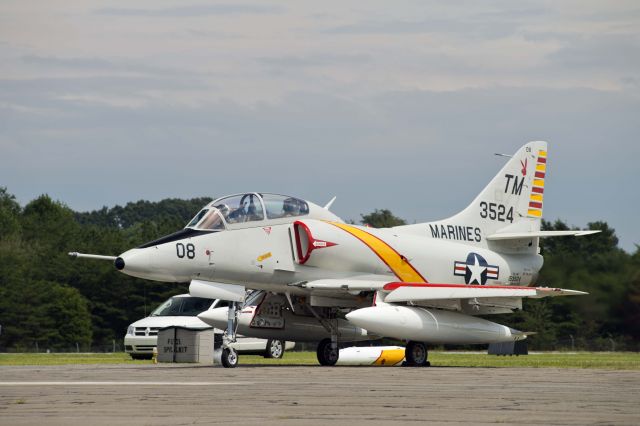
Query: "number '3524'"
479 202 513 222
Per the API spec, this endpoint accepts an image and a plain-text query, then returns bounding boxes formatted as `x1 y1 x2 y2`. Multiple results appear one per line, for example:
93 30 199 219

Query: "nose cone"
116 248 152 278
197 307 228 329
114 257 125 270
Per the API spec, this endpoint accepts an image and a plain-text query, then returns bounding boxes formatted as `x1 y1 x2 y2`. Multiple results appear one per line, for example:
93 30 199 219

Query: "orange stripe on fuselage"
327 222 427 283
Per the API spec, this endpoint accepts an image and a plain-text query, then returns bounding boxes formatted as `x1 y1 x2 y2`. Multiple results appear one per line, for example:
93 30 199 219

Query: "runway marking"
0 381 253 386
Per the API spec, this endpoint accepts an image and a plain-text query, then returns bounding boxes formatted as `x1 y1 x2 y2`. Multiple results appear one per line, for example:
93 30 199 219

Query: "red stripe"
532 187 544 194
455 266 466 271
383 282 535 291
535 171 545 178
529 201 542 209
537 157 546 164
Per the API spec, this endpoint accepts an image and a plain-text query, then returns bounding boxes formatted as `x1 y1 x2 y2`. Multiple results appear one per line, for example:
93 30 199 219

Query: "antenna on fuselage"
324 196 337 210
494 153 513 158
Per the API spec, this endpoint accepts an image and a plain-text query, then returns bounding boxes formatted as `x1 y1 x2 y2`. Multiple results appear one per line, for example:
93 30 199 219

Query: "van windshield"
151 296 214 316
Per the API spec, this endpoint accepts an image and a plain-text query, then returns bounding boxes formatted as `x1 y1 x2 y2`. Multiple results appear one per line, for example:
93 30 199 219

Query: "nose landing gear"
221 301 241 368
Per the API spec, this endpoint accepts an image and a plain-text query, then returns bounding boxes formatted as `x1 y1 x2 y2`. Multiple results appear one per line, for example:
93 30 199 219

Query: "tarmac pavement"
1 363 639 425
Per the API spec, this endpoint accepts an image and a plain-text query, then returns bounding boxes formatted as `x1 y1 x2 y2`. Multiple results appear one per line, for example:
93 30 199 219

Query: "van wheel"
130 354 153 360
221 348 238 368
264 339 284 359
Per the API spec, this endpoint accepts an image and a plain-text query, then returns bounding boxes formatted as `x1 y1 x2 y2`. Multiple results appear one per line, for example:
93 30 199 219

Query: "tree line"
0 191 637 351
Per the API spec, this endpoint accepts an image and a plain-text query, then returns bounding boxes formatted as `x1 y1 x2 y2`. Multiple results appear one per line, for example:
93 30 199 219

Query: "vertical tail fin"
395 141 549 252
451 141 548 233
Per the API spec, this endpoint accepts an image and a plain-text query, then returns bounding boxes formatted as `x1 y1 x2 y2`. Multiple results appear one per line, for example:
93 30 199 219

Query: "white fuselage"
119 218 543 293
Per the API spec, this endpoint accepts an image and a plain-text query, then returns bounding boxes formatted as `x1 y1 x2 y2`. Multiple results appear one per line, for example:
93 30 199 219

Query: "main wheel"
316 338 339 366
264 339 285 359
221 347 239 368
405 341 429 366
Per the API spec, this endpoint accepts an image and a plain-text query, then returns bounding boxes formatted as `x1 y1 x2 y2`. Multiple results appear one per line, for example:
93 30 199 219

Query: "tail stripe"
528 149 547 218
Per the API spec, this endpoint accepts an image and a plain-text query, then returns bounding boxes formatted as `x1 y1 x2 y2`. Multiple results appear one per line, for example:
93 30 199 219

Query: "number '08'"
176 243 195 259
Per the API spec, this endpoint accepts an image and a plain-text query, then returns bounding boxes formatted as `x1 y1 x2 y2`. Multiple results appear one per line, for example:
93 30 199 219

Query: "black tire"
405 341 428 366
316 338 339 366
130 353 153 360
221 347 239 368
264 339 285 359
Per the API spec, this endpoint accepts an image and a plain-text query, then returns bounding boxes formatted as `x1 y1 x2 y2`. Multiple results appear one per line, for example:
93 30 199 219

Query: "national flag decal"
453 252 499 285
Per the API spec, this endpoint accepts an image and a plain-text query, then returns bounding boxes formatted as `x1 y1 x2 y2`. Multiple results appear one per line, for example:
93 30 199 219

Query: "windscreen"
195 210 225 230
186 209 209 228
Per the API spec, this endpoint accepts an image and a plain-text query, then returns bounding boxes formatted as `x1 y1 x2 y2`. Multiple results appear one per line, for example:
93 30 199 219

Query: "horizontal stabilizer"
382 282 587 303
486 230 600 241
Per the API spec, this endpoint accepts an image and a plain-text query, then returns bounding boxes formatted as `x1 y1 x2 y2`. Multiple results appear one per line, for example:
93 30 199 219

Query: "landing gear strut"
307 305 340 366
405 341 430 367
221 301 240 368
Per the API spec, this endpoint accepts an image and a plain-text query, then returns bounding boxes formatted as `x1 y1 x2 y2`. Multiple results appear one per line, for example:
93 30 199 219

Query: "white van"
124 294 293 359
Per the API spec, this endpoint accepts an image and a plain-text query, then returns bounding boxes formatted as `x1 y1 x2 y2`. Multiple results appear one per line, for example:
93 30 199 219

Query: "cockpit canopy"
186 193 311 231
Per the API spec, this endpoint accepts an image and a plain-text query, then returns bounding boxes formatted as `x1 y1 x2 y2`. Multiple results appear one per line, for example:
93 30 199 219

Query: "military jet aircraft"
71 141 598 368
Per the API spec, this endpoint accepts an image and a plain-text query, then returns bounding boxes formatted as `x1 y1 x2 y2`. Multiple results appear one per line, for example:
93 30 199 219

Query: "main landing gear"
221 301 240 368
316 338 339 366
404 341 430 367
307 306 341 366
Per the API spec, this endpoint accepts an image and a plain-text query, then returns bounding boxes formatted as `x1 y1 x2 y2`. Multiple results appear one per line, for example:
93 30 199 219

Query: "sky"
0 1 638 251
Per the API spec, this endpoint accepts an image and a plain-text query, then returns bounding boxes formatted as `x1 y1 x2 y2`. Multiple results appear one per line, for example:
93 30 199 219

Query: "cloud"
546 35 640 73
258 53 371 69
20 55 205 78
22 55 114 70
0 76 208 98
319 4 547 39
1 0 638 250
95 4 283 17
322 19 517 38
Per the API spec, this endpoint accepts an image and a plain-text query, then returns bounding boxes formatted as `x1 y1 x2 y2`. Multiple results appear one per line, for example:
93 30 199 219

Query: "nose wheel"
405 341 430 366
221 347 238 368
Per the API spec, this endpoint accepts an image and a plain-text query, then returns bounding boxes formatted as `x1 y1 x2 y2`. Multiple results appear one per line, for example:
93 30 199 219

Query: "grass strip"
1 351 638 369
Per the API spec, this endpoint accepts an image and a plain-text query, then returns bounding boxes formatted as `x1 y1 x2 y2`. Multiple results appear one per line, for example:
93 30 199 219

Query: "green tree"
0 186 21 238
361 209 406 228
0 278 92 351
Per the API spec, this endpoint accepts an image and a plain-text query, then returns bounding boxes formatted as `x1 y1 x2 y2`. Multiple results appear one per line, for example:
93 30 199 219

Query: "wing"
298 278 586 304
380 282 586 303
